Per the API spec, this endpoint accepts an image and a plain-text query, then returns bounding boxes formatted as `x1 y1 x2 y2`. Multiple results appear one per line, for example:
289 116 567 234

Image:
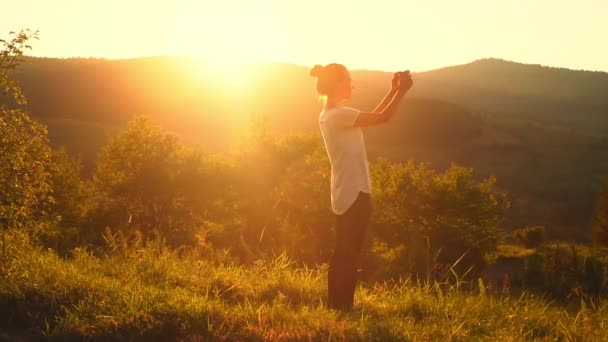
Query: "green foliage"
512 226 545 248
230 129 333 263
0 30 87 253
592 186 608 247
74 114 514 280
487 242 608 298
369 158 510 279
0 99 86 258
523 243 608 298
36 149 86 250
82 116 333 263
0 107 54 231
86 116 235 247
90 116 184 233
2 230 608 340
0 29 38 105
48 149 85 227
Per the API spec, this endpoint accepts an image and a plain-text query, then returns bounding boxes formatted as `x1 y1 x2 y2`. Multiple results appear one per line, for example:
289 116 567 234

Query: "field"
2 230 607 341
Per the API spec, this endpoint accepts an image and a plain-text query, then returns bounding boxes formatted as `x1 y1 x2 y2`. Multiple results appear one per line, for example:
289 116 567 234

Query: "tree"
1 29 38 105
0 107 54 231
232 130 334 263
369 159 510 279
89 117 184 239
0 29 52 235
36 149 87 250
0 29 85 251
87 116 236 246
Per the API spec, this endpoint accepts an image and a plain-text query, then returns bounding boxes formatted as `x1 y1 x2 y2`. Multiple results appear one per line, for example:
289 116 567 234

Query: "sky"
2 0 607 72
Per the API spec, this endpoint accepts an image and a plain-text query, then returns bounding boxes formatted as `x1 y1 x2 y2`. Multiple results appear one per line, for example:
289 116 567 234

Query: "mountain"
3 56 608 241
411 58 608 132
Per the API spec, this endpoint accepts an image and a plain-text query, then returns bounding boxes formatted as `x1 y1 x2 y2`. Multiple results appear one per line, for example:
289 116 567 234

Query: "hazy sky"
2 0 607 72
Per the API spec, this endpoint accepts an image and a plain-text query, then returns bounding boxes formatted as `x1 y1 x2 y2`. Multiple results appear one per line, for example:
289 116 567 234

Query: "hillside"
413 58 608 131
1 230 606 341
3 56 608 240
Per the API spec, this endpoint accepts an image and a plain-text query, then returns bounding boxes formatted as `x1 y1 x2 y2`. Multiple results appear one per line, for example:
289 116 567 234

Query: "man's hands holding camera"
391 70 413 94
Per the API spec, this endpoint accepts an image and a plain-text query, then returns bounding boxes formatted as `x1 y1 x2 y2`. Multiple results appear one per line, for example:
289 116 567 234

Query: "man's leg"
341 193 371 309
328 192 371 310
328 213 351 309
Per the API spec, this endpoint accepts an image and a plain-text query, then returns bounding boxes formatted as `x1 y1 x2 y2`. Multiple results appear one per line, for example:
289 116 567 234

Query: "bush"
84 116 235 247
369 158 510 280
0 108 87 254
80 116 513 278
522 243 608 297
512 226 545 248
0 107 54 231
229 130 333 264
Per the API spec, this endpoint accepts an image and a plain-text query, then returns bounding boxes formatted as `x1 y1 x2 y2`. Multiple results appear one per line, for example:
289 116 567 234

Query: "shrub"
512 226 545 248
369 158 510 280
0 107 54 231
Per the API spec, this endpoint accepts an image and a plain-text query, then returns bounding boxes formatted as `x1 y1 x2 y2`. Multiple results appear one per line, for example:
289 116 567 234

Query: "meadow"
3 229 607 341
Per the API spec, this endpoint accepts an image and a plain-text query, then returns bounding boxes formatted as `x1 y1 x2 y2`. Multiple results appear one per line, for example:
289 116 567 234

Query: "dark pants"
328 191 372 310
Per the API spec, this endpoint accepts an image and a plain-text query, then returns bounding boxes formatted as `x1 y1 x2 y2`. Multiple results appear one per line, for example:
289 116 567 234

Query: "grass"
1 230 608 341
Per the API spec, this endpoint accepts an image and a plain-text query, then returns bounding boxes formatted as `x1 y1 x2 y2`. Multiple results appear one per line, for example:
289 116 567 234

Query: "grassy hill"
3 56 608 240
1 230 605 341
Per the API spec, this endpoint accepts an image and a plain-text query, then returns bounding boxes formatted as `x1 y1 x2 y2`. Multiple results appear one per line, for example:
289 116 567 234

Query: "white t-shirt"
319 106 372 215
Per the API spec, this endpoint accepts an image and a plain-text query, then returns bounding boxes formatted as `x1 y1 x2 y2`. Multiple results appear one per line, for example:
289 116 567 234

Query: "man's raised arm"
354 71 413 127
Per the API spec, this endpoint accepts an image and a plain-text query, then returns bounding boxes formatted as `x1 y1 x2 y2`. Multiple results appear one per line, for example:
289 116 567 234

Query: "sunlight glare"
186 57 253 93
168 0 293 67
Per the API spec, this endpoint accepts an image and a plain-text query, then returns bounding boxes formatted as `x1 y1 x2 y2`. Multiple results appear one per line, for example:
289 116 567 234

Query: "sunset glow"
166 0 293 67
2 0 607 72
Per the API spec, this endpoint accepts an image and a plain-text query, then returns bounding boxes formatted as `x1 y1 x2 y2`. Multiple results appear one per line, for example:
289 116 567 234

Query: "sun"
167 0 293 68
185 57 251 92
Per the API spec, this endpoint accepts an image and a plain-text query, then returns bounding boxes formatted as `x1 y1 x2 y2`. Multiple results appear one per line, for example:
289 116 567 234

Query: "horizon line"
19 54 608 74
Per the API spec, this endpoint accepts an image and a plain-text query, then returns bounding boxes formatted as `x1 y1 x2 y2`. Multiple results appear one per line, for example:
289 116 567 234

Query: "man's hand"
397 70 413 93
390 72 400 93
359 70 412 127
